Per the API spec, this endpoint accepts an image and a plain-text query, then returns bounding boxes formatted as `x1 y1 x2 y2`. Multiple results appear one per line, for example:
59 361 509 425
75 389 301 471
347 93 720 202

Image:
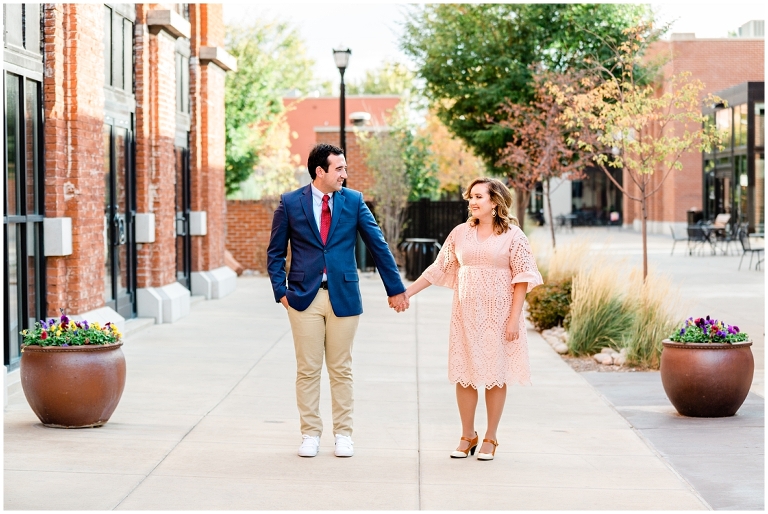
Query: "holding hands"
388 292 410 313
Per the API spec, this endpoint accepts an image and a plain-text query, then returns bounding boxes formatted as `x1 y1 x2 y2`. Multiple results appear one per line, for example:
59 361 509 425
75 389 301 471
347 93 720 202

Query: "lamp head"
333 47 352 70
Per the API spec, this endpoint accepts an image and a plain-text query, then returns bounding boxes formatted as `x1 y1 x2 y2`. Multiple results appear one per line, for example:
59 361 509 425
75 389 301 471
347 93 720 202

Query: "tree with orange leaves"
496 70 589 244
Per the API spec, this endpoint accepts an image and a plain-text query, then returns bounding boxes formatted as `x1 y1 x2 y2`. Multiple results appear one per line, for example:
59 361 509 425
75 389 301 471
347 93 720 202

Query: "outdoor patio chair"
669 226 688 255
738 226 764 271
686 225 712 255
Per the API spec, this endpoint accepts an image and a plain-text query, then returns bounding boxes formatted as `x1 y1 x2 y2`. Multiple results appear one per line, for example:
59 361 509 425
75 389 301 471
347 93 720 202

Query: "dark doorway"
175 144 191 289
103 122 136 319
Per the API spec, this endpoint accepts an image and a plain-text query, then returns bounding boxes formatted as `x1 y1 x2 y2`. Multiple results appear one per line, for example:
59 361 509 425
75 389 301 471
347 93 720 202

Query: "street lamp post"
333 47 351 155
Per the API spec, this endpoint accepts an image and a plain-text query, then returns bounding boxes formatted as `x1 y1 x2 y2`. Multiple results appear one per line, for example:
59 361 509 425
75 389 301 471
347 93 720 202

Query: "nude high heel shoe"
476 439 498 461
450 432 478 458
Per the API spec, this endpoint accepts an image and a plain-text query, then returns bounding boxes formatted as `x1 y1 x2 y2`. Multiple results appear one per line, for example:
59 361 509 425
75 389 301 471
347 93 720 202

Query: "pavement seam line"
110 327 291 510
415 293 422 510
575 373 714 511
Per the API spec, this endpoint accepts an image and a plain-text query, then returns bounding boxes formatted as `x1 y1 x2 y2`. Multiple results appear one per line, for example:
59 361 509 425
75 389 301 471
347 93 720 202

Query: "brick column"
133 4 177 289
43 4 106 317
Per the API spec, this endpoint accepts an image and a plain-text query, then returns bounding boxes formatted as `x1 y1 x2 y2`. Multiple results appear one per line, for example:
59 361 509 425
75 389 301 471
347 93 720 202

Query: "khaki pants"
286 288 359 437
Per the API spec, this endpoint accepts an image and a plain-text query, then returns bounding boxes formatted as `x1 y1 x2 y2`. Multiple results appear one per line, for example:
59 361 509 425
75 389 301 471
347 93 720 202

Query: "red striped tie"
320 194 331 244
321 195 331 275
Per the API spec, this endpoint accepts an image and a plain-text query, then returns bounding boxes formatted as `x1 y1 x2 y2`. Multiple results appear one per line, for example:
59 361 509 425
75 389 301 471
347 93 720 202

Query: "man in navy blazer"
267 143 408 458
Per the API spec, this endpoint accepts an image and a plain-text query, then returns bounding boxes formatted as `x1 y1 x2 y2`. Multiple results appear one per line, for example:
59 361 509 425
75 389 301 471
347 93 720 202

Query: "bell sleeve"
421 228 460 289
510 231 543 293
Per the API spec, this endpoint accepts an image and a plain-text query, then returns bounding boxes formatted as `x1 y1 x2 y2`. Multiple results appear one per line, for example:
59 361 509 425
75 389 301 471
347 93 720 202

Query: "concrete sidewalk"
5 273 710 510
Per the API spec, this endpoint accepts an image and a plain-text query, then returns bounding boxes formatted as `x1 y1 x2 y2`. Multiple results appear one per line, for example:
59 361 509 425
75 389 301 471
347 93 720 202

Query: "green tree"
347 61 415 95
401 3 652 227
224 19 315 195
556 24 722 279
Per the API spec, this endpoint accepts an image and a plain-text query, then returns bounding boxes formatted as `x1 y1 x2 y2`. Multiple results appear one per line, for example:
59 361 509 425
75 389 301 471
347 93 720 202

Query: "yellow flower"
93 322 101 330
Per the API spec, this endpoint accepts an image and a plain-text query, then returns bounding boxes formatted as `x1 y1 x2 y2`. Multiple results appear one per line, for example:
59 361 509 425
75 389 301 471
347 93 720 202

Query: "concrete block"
135 213 156 243
209 266 237 299
159 282 191 323
191 271 213 299
146 9 191 39
199 46 237 72
43 217 72 256
137 287 164 324
137 283 190 324
70 306 125 335
189 211 207 236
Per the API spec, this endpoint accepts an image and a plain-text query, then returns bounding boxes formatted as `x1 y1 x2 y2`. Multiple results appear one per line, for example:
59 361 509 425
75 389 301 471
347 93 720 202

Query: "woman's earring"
492 208 497 217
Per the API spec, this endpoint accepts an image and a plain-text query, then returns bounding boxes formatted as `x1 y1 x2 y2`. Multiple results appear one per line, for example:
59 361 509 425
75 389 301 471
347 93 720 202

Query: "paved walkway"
5 268 720 510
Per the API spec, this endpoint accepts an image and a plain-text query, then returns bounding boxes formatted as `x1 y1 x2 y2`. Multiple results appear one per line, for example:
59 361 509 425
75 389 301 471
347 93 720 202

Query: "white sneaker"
334 434 354 457
298 435 320 457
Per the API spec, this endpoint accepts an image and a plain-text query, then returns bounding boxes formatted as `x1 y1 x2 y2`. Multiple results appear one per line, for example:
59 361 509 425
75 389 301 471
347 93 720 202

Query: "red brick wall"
43 4 106 316
315 129 377 200
226 200 276 273
189 4 227 273
624 38 765 226
134 4 177 288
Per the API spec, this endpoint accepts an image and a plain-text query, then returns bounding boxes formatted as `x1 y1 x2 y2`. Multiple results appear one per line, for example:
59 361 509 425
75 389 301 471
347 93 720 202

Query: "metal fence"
401 198 468 243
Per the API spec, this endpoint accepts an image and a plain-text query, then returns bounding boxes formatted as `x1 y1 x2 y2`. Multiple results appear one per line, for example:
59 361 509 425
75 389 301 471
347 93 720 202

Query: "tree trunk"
641 193 648 281
515 189 530 231
545 178 556 249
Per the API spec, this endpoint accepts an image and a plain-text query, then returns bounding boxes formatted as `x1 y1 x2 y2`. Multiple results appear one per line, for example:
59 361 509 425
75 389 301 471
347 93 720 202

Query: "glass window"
756 102 765 148
755 153 765 232
176 54 190 114
24 79 40 215
123 18 133 92
5 223 21 364
5 73 21 216
734 104 748 147
111 13 124 89
4 4 23 48
103 124 113 303
24 4 41 55
716 108 732 150
104 6 112 86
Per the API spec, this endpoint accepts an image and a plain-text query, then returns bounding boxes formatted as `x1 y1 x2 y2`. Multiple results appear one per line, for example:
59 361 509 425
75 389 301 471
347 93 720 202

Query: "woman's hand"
505 317 520 341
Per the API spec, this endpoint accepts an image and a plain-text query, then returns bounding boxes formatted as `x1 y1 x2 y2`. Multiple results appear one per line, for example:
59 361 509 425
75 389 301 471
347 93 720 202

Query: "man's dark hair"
307 143 344 180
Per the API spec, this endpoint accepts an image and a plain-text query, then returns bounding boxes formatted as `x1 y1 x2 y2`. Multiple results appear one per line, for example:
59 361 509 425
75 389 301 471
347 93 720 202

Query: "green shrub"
526 279 572 331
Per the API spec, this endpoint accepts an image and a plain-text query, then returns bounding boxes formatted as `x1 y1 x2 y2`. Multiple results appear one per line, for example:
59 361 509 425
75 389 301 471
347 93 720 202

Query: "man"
267 143 409 458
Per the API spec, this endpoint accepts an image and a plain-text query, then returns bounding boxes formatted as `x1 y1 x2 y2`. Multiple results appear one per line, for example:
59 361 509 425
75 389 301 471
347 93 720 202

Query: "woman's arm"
405 276 432 299
506 282 528 341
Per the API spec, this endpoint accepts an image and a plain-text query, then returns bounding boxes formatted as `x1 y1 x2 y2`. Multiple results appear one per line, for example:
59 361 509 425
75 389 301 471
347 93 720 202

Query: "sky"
221 1 767 90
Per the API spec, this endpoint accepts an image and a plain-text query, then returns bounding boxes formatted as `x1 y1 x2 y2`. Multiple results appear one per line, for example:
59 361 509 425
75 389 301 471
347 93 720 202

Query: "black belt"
320 281 328 290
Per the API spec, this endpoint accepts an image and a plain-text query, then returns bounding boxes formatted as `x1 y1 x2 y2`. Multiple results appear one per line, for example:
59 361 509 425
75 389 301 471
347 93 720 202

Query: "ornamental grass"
622 270 683 368
567 259 634 356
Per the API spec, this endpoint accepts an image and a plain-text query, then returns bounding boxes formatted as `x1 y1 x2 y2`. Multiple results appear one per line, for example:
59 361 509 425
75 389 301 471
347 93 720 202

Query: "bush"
526 279 572 331
567 263 634 356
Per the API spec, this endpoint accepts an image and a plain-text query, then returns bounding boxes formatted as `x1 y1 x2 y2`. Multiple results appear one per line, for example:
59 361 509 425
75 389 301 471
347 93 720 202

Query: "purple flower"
716 331 726 338
60 314 69 325
40 319 48 329
83 320 89 330
61 343 69 347
733 326 740 333
706 315 711 321
48 318 55 326
679 328 685 335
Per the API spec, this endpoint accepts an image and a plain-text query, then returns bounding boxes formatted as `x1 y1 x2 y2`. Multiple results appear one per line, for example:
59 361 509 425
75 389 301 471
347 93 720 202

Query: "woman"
405 178 542 461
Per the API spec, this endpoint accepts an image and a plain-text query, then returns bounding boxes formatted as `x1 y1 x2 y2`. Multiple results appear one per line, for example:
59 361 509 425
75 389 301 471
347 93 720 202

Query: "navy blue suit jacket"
267 185 405 317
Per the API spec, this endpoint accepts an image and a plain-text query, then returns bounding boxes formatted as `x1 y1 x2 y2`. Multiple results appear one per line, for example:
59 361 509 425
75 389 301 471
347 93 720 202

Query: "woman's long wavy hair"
463 177 519 234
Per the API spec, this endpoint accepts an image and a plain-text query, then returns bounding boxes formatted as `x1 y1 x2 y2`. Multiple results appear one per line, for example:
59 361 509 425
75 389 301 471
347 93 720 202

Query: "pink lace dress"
421 222 543 389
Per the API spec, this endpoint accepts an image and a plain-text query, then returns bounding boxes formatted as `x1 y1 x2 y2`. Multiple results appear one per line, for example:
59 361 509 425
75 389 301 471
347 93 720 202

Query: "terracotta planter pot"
20 342 126 428
660 340 753 417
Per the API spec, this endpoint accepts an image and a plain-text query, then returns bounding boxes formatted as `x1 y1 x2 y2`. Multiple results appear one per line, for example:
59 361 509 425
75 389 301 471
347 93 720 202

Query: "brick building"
3 4 237 376
625 30 765 235
545 25 764 234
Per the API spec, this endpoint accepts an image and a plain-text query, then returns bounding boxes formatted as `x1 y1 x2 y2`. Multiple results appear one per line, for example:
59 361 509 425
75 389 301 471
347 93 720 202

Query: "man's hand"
388 293 410 313
279 296 289 310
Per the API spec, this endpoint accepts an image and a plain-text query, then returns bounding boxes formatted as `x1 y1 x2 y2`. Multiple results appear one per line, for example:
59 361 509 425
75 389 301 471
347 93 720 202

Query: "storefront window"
756 102 765 148
716 108 732 149
734 104 748 147
755 153 765 232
